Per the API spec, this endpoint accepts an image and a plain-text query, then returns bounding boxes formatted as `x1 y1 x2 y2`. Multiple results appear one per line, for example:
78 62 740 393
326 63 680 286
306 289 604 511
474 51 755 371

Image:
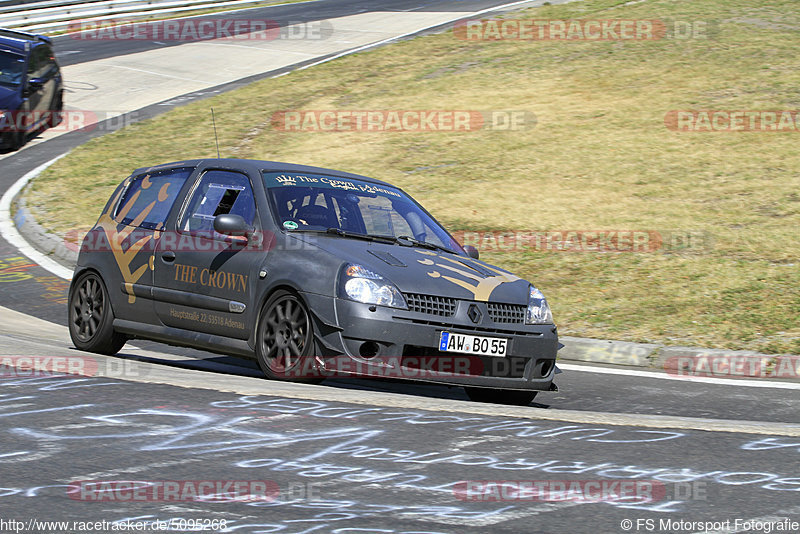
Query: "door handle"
161 251 176 262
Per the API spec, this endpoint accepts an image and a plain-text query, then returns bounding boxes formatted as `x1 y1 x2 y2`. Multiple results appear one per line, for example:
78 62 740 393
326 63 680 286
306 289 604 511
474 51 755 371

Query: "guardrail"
0 0 279 33
0 0 108 14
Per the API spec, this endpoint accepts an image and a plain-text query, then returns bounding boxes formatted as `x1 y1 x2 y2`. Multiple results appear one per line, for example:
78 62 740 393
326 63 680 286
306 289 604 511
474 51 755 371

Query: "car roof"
0 29 52 54
131 158 398 188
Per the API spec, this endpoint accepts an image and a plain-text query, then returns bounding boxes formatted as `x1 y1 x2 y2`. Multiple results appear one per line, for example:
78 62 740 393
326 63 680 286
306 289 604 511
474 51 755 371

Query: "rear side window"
114 167 193 229
180 170 257 236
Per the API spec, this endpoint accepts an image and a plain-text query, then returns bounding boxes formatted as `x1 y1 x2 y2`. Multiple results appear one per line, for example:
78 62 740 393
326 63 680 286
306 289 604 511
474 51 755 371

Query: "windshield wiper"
290 227 455 253
393 235 456 255
326 228 398 243
289 227 396 244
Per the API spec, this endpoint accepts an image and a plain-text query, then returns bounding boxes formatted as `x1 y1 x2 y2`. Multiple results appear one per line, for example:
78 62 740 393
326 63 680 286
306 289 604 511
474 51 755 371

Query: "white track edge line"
0 153 73 280
558 362 800 390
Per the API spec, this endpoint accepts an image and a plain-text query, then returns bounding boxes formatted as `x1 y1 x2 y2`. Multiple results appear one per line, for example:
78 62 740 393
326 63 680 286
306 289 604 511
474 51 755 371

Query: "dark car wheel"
256 290 321 383
8 104 29 150
68 271 127 355
465 387 538 406
48 93 63 128
4 129 24 151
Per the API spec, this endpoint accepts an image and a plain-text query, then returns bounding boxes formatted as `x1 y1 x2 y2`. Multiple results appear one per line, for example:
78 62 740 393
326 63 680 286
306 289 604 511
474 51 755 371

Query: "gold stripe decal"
416 250 520 301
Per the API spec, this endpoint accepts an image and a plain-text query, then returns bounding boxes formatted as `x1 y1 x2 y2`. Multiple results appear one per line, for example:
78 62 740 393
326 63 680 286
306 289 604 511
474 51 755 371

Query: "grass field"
26 0 800 354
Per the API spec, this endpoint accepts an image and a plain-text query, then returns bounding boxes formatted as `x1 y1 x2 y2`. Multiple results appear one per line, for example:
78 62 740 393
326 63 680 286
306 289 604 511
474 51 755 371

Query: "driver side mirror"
464 245 480 259
213 214 252 237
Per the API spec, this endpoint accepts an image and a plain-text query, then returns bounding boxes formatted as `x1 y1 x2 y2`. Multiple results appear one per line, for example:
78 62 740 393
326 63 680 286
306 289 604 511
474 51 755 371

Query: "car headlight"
526 285 553 324
340 264 407 309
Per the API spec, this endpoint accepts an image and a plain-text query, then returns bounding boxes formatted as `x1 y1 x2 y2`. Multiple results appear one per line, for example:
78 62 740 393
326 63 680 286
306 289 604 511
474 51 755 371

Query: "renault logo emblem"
467 304 482 324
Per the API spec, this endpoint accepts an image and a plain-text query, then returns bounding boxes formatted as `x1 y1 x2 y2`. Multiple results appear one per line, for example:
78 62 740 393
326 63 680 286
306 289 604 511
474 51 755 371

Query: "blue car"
0 28 63 150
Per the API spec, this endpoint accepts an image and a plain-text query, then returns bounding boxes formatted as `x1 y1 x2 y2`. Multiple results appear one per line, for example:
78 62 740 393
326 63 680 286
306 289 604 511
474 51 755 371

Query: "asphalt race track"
0 1 799 533
1 314 800 533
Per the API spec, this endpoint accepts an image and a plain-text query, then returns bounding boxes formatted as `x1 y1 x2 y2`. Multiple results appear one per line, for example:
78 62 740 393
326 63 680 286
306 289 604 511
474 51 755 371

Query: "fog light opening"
538 360 554 378
359 341 380 359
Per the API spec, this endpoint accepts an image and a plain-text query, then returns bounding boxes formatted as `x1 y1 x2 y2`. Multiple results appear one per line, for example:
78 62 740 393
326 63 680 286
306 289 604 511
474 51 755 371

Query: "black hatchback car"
0 28 63 150
69 159 559 405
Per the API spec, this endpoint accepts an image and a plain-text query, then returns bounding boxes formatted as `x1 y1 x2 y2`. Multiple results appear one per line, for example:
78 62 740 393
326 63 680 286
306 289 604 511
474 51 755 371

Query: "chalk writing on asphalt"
0 374 797 531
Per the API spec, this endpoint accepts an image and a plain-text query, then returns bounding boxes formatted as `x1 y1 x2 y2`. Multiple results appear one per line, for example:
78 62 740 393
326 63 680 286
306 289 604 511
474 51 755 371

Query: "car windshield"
0 50 24 87
263 171 464 254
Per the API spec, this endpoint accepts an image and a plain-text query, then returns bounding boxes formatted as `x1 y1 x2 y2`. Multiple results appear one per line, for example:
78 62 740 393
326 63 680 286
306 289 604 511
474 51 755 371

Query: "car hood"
292 233 531 304
0 85 20 110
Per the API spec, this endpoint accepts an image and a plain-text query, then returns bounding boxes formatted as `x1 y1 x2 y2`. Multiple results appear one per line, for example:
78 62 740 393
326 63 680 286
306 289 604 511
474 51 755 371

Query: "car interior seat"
295 204 338 229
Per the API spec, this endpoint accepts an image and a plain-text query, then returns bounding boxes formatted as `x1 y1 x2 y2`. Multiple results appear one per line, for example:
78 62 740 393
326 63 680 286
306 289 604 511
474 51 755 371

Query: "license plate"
439 331 508 357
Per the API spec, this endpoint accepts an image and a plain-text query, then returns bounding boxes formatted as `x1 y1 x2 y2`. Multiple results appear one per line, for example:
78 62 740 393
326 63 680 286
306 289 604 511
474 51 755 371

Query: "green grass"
26 0 800 354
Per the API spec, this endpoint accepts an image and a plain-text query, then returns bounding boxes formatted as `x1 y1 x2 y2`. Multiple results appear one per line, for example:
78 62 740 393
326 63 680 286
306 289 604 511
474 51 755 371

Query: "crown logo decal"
275 174 298 185
416 250 520 301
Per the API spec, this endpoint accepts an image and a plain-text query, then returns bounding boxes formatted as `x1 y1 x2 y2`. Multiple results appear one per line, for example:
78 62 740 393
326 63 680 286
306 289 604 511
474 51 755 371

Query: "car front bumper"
303 292 559 391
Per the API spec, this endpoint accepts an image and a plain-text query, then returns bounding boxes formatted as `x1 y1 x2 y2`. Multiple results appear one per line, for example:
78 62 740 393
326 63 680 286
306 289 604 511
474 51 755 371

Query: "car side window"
27 46 42 77
27 45 55 79
114 167 193 230
180 170 257 236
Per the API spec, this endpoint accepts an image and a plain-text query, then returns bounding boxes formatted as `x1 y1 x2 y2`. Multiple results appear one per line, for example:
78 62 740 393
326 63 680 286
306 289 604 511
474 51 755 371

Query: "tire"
11 129 24 149
10 104 29 149
464 387 538 406
68 271 127 355
255 290 322 383
48 93 63 128
3 129 24 151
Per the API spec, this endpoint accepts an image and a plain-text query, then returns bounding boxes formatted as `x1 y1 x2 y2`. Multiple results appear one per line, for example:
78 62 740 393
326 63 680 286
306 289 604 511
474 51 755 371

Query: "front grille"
405 293 456 317
393 317 542 337
488 303 527 324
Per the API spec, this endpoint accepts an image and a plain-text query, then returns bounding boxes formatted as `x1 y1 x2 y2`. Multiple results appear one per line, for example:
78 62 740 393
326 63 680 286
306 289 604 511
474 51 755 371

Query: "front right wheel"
2 127 25 151
47 93 64 128
68 271 127 354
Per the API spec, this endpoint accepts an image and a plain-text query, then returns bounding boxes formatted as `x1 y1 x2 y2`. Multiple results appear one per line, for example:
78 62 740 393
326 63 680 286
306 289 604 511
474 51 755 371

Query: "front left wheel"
68 271 127 354
255 290 321 383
